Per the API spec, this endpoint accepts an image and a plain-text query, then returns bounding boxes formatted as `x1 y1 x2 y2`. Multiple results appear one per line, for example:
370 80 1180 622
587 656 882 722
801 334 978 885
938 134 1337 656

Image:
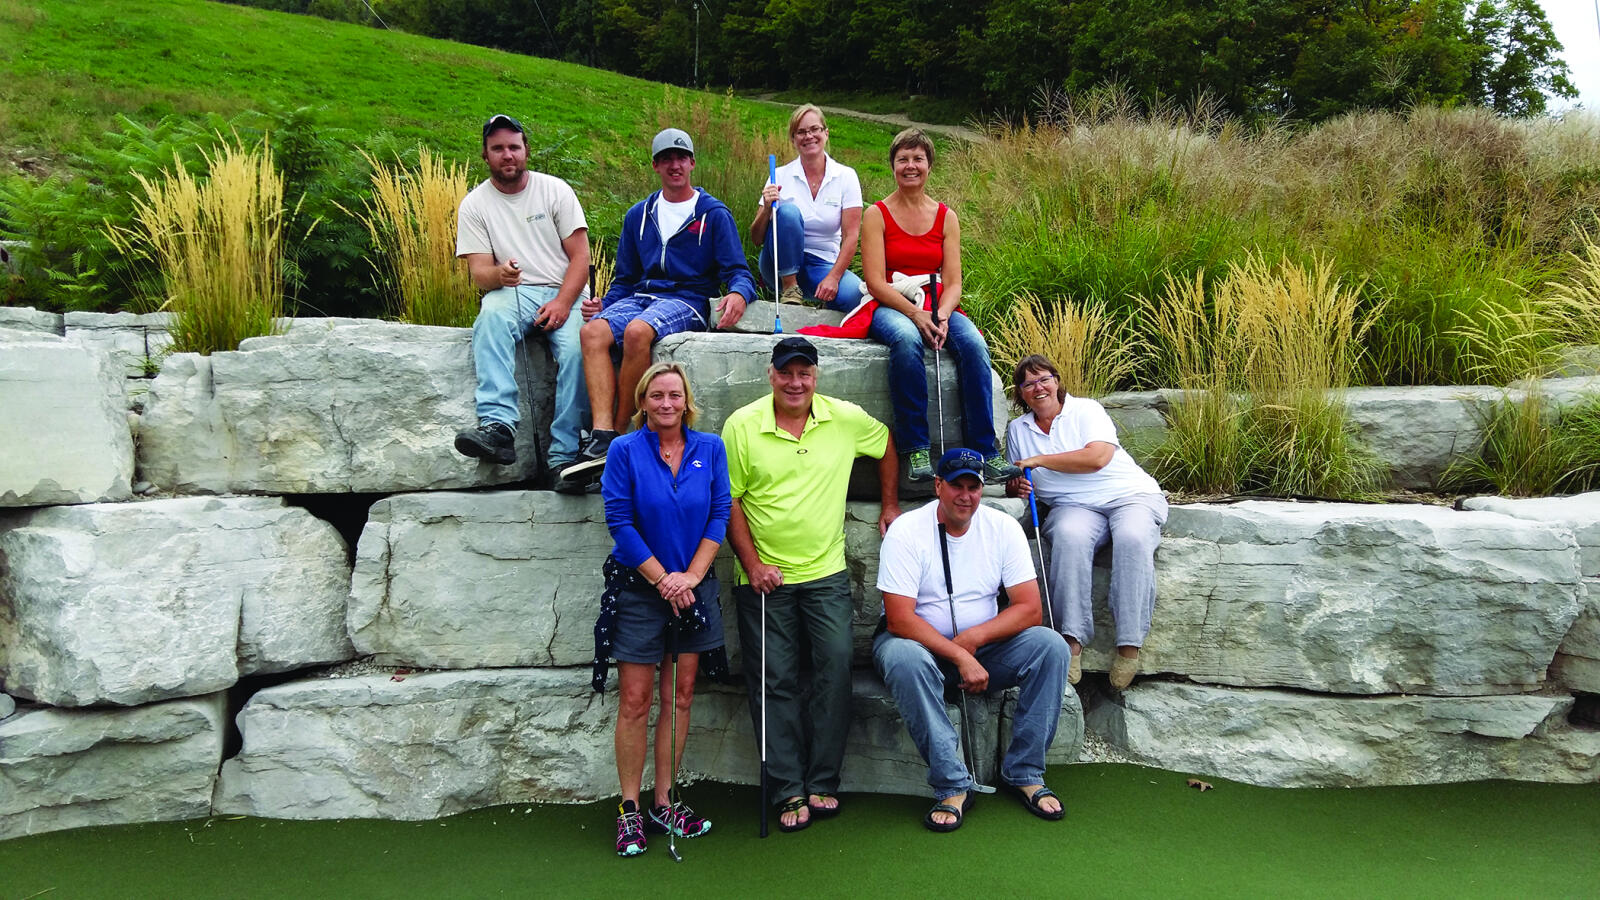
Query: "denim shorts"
610 579 724 663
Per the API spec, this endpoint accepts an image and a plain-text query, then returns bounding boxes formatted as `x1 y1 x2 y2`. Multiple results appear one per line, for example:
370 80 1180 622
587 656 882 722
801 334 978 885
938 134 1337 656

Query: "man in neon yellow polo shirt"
724 336 900 833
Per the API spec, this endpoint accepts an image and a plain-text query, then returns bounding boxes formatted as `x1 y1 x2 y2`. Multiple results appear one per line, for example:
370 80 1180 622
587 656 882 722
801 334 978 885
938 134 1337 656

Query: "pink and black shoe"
648 797 712 838
616 800 647 857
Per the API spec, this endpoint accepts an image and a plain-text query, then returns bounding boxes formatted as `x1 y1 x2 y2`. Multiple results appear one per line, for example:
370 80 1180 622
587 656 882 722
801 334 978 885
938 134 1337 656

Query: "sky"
1540 0 1599 110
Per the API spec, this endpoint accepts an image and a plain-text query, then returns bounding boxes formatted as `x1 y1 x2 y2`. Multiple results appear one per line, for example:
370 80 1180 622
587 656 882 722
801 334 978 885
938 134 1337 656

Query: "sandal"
922 792 974 833
808 792 841 820
1012 784 1066 821
778 796 811 833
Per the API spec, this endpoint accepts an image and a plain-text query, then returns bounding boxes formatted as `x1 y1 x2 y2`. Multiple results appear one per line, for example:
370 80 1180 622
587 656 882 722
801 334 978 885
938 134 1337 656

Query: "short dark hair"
888 128 935 167
1011 354 1066 407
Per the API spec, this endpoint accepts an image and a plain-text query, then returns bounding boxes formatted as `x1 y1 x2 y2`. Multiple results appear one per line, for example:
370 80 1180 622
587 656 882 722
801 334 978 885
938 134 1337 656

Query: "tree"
1468 0 1577 115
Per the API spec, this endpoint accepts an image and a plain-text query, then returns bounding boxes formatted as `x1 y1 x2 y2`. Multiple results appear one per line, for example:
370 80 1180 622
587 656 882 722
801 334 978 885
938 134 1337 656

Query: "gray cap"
651 128 695 159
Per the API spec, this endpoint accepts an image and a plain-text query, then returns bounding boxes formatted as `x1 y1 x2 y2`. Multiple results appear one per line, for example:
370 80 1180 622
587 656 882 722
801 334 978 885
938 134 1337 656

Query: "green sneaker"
906 449 934 482
982 454 1022 484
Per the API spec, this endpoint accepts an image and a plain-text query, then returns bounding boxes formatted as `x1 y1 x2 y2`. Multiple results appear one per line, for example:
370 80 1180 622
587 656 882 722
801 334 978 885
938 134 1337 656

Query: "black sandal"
922 793 974 833
778 796 811 833
808 792 841 820
1012 784 1066 821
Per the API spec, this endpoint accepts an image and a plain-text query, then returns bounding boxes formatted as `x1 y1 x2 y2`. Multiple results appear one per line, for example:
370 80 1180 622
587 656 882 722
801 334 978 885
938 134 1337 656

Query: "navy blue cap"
937 447 984 482
482 114 525 143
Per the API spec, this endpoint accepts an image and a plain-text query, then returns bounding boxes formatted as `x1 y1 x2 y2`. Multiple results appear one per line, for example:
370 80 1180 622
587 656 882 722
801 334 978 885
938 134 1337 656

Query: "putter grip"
768 154 777 183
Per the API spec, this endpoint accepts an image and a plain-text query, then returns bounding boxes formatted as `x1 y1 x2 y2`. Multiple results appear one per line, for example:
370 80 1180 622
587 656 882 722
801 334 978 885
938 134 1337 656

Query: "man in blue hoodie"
563 128 755 486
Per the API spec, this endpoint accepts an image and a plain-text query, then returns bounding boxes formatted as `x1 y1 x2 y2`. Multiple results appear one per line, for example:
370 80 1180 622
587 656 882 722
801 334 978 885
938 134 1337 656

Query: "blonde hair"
788 103 828 140
630 362 699 430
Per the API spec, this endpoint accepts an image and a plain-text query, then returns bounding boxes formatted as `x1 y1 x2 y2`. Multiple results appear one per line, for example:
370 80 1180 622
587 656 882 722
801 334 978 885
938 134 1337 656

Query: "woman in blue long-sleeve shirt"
599 361 730 857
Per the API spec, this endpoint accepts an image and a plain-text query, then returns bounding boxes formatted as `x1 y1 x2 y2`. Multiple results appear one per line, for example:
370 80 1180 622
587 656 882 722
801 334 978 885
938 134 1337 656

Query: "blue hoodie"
602 187 757 322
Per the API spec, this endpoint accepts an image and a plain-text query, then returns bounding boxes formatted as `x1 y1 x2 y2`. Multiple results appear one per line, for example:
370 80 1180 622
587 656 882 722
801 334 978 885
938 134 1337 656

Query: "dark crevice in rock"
223 670 305 760
1570 693 1600 728
283 493 385 563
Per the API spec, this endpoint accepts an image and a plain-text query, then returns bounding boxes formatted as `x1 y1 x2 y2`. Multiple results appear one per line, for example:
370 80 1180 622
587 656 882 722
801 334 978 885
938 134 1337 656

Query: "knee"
774 202 803 231
580 318 613 351
618 684 653 722
621 319 657 354
876 637 938 682
473 291 518 331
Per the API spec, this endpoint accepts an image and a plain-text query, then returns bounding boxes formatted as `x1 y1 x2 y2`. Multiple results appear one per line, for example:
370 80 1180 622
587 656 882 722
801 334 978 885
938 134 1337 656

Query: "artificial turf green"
2 764 1597 898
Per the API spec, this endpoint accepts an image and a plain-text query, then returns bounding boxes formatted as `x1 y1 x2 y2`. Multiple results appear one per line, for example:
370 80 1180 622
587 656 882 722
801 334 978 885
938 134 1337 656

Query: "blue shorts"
594 294 707 345
610 579 725 663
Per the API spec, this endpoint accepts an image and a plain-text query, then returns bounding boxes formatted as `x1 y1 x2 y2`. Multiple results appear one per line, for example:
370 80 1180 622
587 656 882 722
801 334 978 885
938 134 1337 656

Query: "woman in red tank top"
859 129 1020 485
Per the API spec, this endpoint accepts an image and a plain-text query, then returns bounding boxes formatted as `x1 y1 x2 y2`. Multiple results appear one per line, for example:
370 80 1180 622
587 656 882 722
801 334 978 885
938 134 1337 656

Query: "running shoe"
648 799 712 838
906 449 934 482
616 801 647 857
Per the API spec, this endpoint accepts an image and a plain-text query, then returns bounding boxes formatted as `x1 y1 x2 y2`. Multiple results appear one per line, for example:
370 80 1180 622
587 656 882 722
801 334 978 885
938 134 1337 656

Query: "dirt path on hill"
747 94 987 143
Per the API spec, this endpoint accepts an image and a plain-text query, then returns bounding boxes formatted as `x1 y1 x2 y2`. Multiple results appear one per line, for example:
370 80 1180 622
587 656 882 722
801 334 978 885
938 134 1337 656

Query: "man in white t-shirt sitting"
874 448 1069 833
561 128 755 487
453 114 592 473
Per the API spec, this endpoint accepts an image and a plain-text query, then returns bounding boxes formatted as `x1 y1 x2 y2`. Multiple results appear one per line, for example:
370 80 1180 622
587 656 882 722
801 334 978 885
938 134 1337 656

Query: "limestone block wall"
3 311 1599 840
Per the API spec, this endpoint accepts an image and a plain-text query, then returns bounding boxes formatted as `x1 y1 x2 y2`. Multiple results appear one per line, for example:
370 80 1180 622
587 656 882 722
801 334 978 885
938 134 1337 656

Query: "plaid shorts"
594 294 707 344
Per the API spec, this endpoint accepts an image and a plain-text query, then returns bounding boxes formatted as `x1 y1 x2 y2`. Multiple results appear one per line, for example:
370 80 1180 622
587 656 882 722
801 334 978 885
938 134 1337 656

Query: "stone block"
726 300 842 335
1462 492 1600 692
64 310 174 377
1 694 225 840
0 306 63 335
0 497 353 706
349 489 1023 671
1075 501 1584 695
1084 681 1600 787
213 668 1016 820
0 333 134 506
138 321 554 494
0 692 13 721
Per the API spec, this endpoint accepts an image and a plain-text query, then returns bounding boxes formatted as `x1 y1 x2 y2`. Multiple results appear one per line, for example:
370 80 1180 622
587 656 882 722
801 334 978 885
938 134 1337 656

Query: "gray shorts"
610 579 724 663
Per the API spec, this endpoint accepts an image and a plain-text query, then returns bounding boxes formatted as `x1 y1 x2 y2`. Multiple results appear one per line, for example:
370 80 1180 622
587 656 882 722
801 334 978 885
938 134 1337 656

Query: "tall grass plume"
357 147 475 327
989 291 1135 400
108 138 284 354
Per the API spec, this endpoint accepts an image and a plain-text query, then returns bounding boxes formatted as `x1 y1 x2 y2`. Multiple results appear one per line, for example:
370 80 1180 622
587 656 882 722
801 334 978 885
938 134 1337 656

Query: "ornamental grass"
987 291 1136 400
108 139 284 354
357 147 476 328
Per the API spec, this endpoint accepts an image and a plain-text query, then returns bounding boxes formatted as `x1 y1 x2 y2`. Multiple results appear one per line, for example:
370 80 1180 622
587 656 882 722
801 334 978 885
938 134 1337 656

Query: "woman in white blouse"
749 104 865 310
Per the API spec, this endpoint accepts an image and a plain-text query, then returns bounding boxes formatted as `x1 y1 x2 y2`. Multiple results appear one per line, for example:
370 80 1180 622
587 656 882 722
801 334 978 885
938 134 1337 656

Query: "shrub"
1447 390 1600 497
109 139 286 354
988 291 1136 401
356 147 476 327
1138 256 1381 498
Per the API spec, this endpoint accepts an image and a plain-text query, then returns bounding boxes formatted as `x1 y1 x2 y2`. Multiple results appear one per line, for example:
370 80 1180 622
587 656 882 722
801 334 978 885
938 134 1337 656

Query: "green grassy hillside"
0 0 894 181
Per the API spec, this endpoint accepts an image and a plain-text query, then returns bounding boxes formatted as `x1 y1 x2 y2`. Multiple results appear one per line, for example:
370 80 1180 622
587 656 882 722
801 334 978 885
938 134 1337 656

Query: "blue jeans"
471 284 587 466
873 626 1068 801
868 304 999 456
756 202 865 309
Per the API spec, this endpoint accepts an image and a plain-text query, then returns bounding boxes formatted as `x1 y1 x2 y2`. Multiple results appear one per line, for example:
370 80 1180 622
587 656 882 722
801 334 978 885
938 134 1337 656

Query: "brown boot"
1108 654 1139 690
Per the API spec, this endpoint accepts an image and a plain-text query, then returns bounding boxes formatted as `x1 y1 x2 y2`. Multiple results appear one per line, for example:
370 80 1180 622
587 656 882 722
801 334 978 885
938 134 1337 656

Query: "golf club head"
970 782 998 794
668 837 682 862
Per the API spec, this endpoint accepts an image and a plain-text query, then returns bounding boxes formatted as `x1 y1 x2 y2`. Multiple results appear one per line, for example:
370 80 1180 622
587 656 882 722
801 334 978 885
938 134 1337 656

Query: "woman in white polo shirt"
1005 354 1167 691
749 104 865 309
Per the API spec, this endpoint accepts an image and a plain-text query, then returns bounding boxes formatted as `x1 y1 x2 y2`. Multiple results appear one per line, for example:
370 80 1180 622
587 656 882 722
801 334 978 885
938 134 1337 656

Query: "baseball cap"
651 128 695 159
482 114 525 144
770 336 818 369
937 448 985 483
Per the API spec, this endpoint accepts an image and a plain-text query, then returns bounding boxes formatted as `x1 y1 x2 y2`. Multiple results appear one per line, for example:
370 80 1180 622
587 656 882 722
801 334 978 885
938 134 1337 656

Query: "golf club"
759 589 770 838
666 614 683 862
768 154 782 336
1024 468 1057 632
929 272 943 457
938 522 997 795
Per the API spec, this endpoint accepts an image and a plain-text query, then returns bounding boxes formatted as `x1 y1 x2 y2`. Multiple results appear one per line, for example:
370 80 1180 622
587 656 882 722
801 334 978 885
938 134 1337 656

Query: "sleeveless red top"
877 200 947 278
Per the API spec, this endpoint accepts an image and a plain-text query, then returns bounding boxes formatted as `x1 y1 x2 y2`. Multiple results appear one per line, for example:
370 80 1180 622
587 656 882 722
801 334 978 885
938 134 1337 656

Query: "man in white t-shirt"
453 113 591 474
874 448 1069 833
561 128 755 487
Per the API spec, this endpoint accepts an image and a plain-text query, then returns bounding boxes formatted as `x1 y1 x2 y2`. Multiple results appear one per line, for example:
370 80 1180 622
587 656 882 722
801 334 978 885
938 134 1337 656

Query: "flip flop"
1012 784 1066 821
808 792 841 820
922 793 974 833
778 796 811 833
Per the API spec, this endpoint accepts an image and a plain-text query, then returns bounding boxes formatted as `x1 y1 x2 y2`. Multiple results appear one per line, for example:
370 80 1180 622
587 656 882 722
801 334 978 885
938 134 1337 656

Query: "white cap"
651 128 695 159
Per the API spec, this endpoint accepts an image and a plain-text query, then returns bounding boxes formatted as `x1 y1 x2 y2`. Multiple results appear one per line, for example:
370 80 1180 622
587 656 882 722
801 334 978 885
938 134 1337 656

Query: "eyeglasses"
1021 374 1057 391
794 125 827 138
